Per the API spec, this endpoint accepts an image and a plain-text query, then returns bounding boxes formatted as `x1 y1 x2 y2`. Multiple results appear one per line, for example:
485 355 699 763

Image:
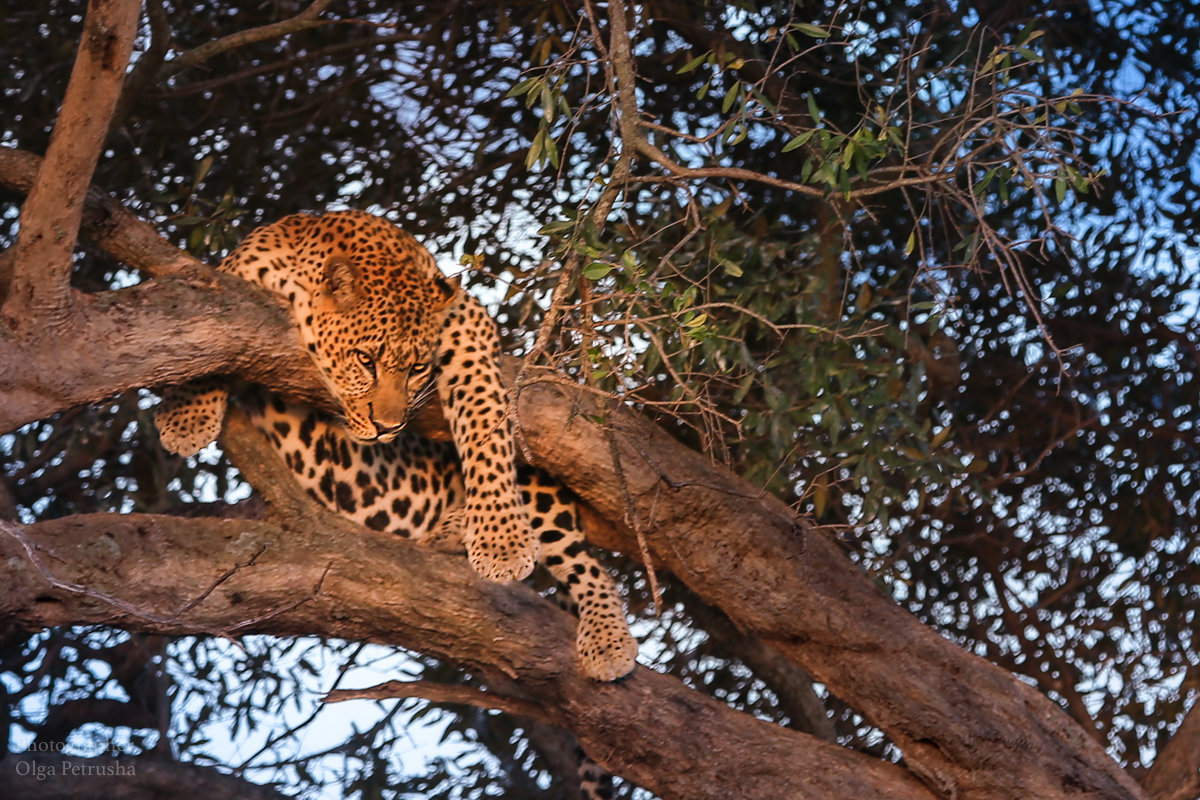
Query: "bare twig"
605 429 660 614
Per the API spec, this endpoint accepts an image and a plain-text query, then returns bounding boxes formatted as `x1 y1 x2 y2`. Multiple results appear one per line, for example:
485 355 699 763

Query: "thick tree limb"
0 172 1150 798
0 146 332 435
0 496 935 800
0 266 328 435
514 374 1147 800
3 0 141 329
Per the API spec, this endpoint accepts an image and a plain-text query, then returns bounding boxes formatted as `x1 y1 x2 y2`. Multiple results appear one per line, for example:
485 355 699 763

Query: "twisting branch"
0 470 938 799
515 374 1149 800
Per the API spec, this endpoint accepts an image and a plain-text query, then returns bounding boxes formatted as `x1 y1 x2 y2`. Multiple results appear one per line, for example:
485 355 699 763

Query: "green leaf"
677 52 710 74
731 371 756 405
974 166 998 197
840 139 856 170
525 128 545 170
1055 176 1067 204
806 92 821 124
505 77 536 98
793 22 830 38
801 156 814 184
1018 26 1045 46
722 81 741 113
193 155 214 184
749 87 778 113
537 218 575 236
782 130 815 152
583 261 613 280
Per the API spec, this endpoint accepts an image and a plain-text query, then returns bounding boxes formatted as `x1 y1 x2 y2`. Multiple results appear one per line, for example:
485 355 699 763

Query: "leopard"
155 210 638 684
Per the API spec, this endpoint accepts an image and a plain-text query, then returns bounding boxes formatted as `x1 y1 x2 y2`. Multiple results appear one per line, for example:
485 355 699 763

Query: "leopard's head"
230 211 459 443
307 246 458 442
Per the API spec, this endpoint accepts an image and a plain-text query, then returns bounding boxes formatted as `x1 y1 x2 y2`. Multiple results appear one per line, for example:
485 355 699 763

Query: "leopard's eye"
352 349 376 377
410 362 430 376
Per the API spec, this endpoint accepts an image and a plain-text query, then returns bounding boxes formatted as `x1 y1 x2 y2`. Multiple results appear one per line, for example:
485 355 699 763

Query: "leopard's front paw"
577 612 638 682
464 506 539 582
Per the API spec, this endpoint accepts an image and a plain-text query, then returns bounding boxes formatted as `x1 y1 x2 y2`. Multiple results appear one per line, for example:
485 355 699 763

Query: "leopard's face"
309 264 455 442
225 210 458 443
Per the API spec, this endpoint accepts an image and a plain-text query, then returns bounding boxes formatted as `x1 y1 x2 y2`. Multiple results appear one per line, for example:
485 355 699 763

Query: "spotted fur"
156 210 637 683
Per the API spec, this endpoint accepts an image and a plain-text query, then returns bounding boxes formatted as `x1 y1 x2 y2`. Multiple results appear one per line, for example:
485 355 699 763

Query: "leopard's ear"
431 273 460 311
323 254 363 308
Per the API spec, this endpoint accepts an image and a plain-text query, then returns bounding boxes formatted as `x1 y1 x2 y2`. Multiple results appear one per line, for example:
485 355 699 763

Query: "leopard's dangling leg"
518 467 637 682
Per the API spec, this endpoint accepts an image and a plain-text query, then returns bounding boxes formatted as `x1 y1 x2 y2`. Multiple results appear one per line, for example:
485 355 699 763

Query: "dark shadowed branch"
0 753 291 800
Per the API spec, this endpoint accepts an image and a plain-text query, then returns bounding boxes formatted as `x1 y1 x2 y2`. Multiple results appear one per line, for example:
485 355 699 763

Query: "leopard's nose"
373 420 405 438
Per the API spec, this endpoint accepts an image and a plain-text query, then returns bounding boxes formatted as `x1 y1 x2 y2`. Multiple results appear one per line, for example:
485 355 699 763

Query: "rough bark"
3 0 142 330
1141 697 1200 800
0 265 330 435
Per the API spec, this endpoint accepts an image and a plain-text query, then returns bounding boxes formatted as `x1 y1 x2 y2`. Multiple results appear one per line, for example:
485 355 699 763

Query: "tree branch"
324 679 555 725
0 148 204 277
3 0 141 330
0 266 328 436
513 371 1147 800
159 0 340 79
0 494 935 800
0 169 1146 800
